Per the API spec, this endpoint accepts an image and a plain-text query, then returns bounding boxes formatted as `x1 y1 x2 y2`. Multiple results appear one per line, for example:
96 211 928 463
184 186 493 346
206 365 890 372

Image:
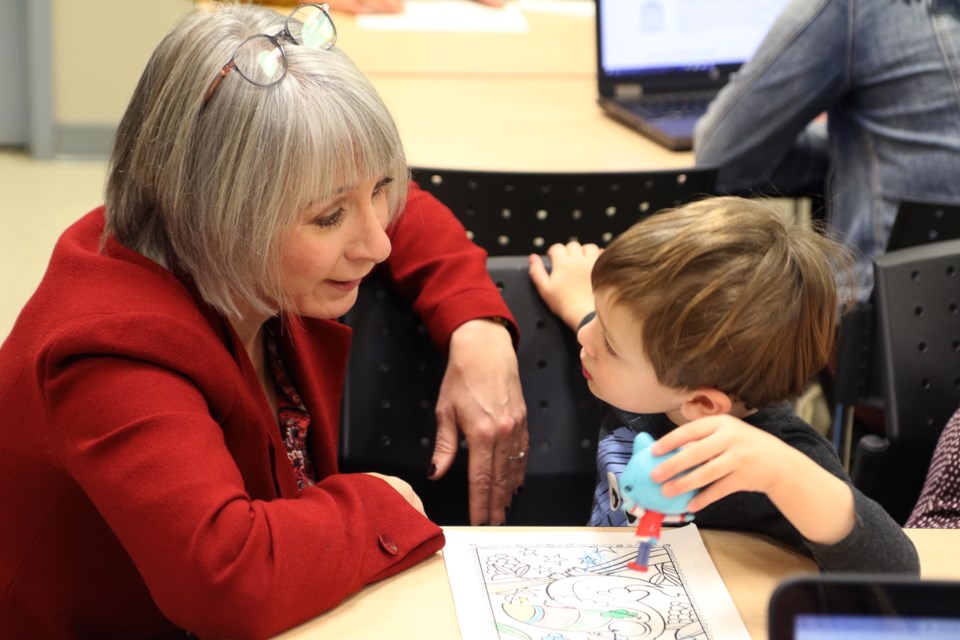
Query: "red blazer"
0 183 513 639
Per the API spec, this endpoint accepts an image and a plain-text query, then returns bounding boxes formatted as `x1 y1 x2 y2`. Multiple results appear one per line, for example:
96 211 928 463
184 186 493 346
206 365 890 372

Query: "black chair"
339 256 601 525
410 166 718 255
829 200 960 466
849 239 960 524
829 301 882 464
886 200 960 252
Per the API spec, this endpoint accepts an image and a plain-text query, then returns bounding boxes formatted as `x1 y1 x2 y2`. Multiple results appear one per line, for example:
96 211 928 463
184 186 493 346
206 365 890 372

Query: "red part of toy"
635 510 665 540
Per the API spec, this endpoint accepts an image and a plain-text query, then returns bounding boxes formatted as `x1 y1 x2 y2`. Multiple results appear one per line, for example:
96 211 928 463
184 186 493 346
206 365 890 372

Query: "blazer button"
378 534 399 556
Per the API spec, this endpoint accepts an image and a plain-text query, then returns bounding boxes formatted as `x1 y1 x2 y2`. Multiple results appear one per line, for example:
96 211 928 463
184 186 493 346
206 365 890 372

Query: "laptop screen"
597 0 793 79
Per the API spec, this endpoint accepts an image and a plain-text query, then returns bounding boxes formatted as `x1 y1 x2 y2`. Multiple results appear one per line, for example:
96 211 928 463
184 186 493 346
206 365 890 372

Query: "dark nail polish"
515 484 524 495
479 521 488 526
427 462 437 478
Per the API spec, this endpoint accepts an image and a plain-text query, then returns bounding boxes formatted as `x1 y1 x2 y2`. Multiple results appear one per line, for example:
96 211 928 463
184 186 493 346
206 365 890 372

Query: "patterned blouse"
265 325 317 491
906 408 960 528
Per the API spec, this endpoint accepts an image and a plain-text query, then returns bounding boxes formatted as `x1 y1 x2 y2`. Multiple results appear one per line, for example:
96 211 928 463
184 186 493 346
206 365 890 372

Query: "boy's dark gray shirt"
592 402 920 575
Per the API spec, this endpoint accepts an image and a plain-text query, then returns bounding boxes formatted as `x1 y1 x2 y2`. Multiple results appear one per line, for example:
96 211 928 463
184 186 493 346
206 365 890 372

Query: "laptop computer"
594 0 792 151
768 575 960 640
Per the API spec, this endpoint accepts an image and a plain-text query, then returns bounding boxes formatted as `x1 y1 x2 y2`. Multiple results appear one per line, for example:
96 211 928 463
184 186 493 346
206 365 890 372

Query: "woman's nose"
349 205 392 264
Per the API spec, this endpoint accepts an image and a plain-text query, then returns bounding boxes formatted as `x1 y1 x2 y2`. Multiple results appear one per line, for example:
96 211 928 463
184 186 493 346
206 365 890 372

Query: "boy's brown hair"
591 196 854 409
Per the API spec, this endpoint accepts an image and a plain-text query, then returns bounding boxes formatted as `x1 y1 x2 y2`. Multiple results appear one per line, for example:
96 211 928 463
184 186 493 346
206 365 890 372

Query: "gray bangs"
280 47 409 221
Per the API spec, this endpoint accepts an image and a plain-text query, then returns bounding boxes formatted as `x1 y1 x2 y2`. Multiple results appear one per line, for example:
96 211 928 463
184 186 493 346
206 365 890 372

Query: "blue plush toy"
619 432 698 571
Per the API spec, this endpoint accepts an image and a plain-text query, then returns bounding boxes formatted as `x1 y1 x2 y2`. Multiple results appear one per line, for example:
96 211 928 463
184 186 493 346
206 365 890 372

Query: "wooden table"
273 527 960 639
333 3 596 76
371 75 691 171
260 1 695 171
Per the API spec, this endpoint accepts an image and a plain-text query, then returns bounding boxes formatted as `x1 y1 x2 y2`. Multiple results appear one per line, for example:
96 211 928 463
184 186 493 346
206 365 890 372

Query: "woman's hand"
326 0 504 14
528 242 600 332
327 0 403 14
365 472 427 516
431 319 528 526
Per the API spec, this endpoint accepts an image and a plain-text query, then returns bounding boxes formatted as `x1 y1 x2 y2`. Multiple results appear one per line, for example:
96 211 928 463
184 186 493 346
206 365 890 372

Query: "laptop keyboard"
622 92 717 119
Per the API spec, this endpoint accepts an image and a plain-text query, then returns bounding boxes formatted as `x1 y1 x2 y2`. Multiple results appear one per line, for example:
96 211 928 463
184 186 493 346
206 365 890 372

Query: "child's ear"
679 388 733 421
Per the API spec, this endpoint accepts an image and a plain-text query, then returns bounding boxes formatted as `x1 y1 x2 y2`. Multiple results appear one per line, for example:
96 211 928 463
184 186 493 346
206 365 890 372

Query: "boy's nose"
577 324 596 358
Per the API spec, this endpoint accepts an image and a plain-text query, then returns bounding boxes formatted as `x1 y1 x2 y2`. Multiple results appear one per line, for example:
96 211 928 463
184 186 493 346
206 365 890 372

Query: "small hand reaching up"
528 242 601 332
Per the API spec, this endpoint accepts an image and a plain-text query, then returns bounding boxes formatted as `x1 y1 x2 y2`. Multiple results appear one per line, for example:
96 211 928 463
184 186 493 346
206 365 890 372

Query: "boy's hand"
528 242 601 332
649 414 787 513
650 414 856 545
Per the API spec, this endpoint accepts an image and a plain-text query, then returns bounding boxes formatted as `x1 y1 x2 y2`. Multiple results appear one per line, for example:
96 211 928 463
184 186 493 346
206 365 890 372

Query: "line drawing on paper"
468 541 710 640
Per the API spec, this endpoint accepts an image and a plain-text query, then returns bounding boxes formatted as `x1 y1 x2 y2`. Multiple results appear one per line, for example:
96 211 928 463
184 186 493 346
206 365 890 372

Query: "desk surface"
374 76 692 171
275 528 960 640
334 3 596 77
258 2 694 171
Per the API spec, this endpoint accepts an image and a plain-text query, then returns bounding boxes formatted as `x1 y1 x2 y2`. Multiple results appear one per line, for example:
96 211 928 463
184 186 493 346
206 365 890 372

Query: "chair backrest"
834 200 960 461
410 166 718 255
339 256 601 525
838 200 960 401
858 239 960 523
886 200 960 251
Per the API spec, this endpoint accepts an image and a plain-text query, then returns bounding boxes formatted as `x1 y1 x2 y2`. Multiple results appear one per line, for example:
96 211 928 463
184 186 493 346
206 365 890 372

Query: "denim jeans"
695 0 960 301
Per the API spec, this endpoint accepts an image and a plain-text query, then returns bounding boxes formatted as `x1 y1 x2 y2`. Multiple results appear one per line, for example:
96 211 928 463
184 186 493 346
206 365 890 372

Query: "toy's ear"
633 432 654 454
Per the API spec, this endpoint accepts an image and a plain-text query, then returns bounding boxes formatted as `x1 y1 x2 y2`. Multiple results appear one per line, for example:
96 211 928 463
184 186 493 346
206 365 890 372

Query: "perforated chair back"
855 239 960 523
410 167 717 255
886 200 960 251
339 257 601 525
833 200 960 465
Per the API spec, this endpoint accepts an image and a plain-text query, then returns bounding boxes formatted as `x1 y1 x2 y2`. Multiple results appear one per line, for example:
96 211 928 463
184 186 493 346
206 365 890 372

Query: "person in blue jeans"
695 0 960 301
529 196 919 574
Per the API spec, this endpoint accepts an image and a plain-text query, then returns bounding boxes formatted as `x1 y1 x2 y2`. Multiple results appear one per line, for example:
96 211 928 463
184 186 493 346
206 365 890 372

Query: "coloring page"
443 524 749 640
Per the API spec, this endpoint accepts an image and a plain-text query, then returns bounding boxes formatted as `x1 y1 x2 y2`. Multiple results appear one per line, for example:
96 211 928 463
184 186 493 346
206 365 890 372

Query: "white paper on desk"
442 524 750 640
356 1 528 32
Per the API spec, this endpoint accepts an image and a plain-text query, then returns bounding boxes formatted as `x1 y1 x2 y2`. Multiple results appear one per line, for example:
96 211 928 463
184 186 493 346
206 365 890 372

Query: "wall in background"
43 0 194 157
0 1 29 147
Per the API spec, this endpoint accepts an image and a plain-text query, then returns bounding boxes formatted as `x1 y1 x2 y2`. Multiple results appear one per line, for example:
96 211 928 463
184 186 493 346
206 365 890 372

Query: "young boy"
529 196 919 574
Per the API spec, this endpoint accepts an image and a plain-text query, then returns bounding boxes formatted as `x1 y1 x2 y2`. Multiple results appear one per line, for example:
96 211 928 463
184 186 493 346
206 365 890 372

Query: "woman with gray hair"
0 3 526 638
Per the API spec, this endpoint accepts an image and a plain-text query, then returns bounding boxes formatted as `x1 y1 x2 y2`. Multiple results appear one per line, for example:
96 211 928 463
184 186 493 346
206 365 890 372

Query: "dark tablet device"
768 575 960 640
